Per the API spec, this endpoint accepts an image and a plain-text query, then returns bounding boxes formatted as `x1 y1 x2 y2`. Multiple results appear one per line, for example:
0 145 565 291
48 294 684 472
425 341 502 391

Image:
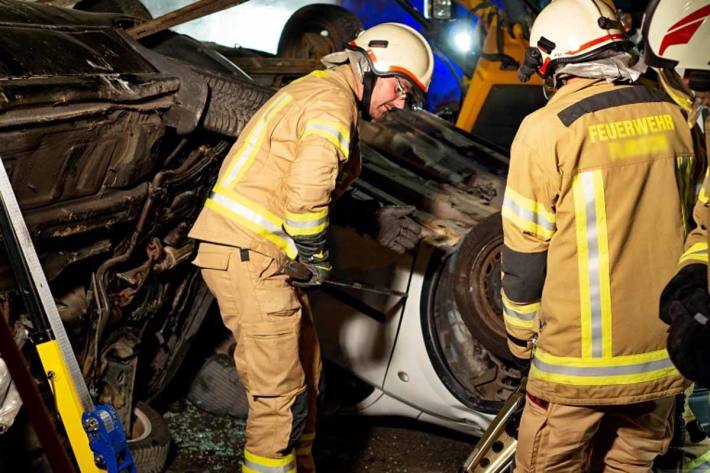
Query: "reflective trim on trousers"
243 450 296 473
221 93 293 187
206 192 297 259
573 170 612 358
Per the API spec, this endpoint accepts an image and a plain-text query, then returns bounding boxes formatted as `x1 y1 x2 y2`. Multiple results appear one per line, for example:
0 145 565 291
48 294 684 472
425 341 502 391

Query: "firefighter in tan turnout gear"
503 0 696 471
651 0 710 389
189 23 433 473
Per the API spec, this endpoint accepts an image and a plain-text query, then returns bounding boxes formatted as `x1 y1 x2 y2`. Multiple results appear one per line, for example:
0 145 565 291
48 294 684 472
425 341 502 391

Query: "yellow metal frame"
36 340 101 473
456 16 543 133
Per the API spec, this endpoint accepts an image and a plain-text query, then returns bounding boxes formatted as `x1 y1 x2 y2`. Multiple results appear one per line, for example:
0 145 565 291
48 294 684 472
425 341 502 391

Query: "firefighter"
651 0 710 390
188 23 433 473
505 0 696 470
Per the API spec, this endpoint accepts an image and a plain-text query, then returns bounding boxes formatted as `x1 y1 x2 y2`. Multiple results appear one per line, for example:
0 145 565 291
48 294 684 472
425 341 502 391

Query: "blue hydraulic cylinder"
82 405 137 473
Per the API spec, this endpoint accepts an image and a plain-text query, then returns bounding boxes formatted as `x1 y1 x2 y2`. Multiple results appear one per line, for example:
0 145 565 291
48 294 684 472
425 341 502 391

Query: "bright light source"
453 31 473 53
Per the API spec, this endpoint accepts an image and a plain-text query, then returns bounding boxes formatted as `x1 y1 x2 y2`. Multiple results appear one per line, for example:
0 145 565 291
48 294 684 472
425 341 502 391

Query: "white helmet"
519 0 631 82
347 22 434 93
643 0 710 91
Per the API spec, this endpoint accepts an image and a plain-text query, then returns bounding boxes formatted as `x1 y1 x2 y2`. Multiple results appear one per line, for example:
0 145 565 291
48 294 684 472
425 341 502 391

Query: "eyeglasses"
394 76 410 99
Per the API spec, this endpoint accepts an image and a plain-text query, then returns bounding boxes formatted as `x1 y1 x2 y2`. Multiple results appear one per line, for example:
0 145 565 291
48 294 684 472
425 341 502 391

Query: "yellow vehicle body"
454 1 544 141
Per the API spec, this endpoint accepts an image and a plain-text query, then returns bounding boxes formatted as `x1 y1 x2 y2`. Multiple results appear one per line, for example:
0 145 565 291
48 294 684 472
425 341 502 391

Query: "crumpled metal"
553 52 647 87
0 327 28 434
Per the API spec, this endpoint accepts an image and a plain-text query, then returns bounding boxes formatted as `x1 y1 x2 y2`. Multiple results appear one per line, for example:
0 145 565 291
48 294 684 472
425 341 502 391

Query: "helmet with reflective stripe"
643 0 710 90
347 22 434 92
519 0 631 81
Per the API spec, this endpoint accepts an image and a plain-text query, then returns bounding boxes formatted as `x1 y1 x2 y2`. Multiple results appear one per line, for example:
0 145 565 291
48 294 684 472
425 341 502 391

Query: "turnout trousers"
514 394 675 473
194 242 321 473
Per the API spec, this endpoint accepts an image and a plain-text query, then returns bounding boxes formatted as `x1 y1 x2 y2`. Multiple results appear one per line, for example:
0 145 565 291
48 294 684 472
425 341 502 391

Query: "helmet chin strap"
360 71 377 121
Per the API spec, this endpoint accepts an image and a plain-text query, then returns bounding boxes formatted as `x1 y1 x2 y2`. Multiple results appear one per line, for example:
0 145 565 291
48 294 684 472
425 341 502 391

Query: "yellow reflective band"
502 187 556 240
680 242 709 265
283 209 329 237
679 241 708 263
206 192 297 259
573 171 613 358
699 186 709 205
302 118 351 158
573 173 593 358
243 449 296 473
531 348 680 386
687 448 710 472
501 292 538 329
219 93 293 188
592 171 613 359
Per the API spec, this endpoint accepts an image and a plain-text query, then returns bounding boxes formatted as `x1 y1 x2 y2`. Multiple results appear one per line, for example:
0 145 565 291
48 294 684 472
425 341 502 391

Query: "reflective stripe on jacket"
189 66 360 260
502 79 695 405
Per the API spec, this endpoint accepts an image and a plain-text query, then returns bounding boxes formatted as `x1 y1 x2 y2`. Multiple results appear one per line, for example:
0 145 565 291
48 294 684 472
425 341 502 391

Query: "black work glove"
332 192 422 254
368 206 423 254
291 234 332 288
660 264 710 386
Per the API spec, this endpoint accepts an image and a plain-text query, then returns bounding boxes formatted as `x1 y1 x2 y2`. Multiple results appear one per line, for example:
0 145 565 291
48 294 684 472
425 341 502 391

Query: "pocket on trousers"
243 318 305 396
192 250 231 270
517 394 551 472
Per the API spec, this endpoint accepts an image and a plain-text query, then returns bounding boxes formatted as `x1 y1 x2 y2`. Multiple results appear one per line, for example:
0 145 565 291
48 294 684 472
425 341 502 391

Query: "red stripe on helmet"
659 5 710 55
388 65 427 92
564 33 626 56
667 4 710 31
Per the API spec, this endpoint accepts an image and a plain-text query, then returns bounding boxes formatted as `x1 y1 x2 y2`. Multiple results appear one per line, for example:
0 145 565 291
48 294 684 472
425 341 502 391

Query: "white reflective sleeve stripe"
302 119 351 158
502 188 556 240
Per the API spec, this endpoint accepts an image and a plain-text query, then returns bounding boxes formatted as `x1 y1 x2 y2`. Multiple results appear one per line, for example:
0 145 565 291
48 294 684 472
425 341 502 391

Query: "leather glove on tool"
659 263 710 386
290 234 332 288
368 206 422 254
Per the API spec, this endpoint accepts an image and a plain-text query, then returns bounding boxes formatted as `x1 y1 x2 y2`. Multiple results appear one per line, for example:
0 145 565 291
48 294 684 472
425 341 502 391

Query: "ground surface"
164 401 474 473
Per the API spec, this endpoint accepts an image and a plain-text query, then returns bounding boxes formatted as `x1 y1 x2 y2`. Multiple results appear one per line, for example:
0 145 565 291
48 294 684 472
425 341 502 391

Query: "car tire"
128 402 171 473
277 5 362 59
73 0 152 20
195 69 274 138
452 212 513 363
187 354 249 419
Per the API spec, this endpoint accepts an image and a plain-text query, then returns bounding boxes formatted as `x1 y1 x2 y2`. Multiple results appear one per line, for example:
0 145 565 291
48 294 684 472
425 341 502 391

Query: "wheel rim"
468 236 504 338
130 407 152 443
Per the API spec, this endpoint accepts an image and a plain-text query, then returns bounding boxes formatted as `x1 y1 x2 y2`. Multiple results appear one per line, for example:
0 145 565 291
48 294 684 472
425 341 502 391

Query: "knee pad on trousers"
286 389 309 453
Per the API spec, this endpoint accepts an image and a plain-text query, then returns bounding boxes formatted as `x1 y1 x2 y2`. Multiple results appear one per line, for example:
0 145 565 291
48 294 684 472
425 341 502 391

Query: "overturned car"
0 1 519 470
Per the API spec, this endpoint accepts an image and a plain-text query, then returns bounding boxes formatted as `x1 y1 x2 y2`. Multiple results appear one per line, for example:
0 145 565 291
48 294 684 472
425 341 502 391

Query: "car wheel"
187 354 249 419
128 402 170 473
277 4 362 59
452 213 512 363
195 68 274 138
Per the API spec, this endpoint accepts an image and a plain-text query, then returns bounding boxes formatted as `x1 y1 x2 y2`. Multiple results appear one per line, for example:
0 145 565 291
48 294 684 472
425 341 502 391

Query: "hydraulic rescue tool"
0 159 137 473
461 378 526 473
